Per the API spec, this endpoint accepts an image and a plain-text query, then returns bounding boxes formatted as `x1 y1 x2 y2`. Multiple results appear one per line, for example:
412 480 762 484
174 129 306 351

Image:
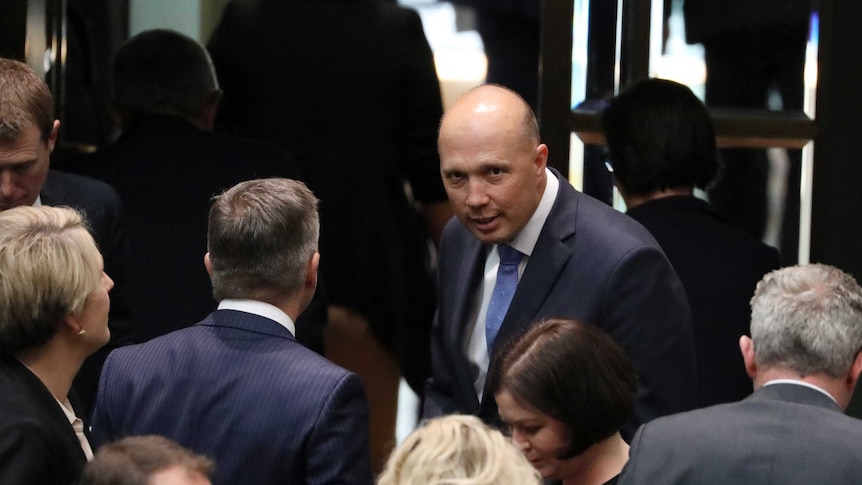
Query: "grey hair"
207 178 319 302
750 264 862 377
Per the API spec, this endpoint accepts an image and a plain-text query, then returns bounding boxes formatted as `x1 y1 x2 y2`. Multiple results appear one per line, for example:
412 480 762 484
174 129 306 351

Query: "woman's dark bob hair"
489 318 638 458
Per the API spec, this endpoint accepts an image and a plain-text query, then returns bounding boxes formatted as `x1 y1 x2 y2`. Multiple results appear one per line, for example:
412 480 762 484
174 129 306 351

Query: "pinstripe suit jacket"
91 309 372 485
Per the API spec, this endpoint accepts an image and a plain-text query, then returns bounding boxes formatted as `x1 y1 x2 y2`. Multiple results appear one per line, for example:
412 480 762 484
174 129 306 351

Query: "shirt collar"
217 299 296 336
762 379 839 404
33 195 42 207
508 168 559 257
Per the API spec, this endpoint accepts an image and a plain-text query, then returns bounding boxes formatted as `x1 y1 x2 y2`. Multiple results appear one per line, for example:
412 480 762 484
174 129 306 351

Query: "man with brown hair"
0 57 133 416
82 436 213 485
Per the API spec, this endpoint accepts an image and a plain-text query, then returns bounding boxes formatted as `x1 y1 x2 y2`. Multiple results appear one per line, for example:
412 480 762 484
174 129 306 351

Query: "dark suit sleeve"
305 372 373 485
89 352 119 449
422 313 459 419
0 420 58 484
601 245 698 437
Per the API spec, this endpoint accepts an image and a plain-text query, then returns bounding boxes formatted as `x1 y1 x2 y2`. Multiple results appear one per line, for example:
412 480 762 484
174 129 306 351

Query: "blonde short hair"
378 415 541 485
0 206 101 354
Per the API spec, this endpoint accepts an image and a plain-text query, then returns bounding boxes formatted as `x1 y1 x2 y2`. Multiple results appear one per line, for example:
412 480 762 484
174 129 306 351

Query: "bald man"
424 84 698 437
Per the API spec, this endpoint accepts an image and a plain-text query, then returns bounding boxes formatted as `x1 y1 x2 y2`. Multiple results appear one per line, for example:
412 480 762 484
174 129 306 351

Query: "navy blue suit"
91 309 372 485
627 196 780 406
424 170 698 437
620 383 862 484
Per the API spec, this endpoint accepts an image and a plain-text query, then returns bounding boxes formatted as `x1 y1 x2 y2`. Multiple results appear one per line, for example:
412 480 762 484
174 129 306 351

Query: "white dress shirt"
465 168 560 399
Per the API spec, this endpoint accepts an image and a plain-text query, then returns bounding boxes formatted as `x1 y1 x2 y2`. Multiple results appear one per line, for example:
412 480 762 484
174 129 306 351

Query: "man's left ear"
534 143 548 174
305 252 320 291
846 352 862 392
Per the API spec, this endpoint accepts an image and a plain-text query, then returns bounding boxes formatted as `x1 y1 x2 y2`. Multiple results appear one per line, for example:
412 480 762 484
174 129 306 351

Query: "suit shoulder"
45 170 120 201
565 188 662 252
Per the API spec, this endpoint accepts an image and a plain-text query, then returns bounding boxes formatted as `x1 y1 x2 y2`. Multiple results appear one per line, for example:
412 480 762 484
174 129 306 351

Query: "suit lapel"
446 234 486 411
39 171 64 206
493 173 578 352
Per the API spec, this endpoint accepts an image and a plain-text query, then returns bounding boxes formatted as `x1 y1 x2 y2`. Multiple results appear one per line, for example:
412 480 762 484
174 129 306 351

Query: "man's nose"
465 182 489 207
0 172 15 198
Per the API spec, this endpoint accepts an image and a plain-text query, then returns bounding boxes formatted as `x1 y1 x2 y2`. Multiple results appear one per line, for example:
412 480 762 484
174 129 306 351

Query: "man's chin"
465 226 509 245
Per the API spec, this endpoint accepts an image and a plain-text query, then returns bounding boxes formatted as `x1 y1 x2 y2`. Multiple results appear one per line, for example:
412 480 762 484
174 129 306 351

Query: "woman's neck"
16 338 85 402
560 432 629 485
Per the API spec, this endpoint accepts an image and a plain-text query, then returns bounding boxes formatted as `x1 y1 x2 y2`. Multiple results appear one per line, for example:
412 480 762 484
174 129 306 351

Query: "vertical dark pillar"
811 0 862 417
538 0 574 177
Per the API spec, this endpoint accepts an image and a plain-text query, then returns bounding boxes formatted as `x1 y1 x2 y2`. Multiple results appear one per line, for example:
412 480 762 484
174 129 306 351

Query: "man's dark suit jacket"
425 170 698 437
91 309 372 485
65 114 325 353
207 0 446 391
0 356 88 485
41 169 134 418
619 383 862 484
627 196 780 406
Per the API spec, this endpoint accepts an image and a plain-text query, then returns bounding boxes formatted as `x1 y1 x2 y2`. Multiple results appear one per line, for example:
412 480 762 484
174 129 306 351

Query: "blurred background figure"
207 0 452 472
602 78 780 407
378 414 541 485
444 0 540 108
0 206 113 484
490 318 637 485
81 435 213 485
60 28 326 353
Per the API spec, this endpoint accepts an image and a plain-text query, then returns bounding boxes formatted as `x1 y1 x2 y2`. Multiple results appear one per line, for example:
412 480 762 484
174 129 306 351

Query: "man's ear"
533 143 548 174
846 352 862 393
740 335 757 380
305 252 320 292
204 252 213 280
47 120 60 153
198 90 223 132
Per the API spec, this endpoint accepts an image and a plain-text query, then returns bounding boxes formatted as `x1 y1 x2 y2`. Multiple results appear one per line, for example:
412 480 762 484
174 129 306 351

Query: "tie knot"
498 245 522 265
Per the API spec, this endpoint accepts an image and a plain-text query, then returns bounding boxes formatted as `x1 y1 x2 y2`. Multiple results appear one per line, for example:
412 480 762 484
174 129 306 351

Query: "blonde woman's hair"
0 206 101 354
378 415 541 485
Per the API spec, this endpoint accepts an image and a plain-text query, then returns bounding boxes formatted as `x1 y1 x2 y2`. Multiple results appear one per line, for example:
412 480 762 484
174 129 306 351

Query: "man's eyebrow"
0 159 38 168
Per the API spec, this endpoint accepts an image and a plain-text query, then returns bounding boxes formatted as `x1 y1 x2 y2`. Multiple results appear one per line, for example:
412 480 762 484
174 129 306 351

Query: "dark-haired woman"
490 318 637 485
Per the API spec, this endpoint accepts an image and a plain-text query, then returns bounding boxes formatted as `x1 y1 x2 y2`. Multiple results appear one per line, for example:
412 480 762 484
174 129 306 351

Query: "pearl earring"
77 329 86 336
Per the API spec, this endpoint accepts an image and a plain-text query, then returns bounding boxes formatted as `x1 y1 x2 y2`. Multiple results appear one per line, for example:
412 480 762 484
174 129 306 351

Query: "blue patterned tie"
486 244 522 351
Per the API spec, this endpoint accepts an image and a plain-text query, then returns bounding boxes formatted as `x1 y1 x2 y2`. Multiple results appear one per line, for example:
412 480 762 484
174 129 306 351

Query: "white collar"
508 168 559 257
762 379 839 404
217 299 296 336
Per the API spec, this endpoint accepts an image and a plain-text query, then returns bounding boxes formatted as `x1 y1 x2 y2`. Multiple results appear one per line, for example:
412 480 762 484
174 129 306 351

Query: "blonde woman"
378 414 541 485
0 206 114 484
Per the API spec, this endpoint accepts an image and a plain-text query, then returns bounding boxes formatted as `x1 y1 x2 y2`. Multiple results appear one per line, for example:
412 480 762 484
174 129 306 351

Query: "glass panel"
655 0 816 115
